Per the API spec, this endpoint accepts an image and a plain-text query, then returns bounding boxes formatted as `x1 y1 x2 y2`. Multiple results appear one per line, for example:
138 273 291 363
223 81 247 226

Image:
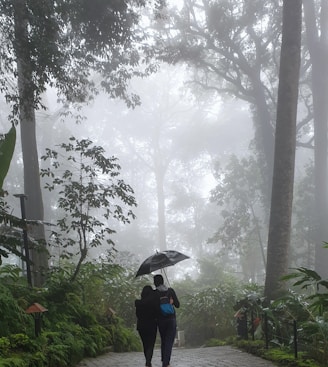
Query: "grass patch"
203 338 228 347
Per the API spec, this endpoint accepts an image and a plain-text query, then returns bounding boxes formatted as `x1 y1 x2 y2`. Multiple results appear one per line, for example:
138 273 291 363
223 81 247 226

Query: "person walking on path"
154 274 180 367
135 285 158 367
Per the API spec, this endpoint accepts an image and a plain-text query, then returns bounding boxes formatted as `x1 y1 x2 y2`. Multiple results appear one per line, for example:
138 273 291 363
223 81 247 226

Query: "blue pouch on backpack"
160 293 175 316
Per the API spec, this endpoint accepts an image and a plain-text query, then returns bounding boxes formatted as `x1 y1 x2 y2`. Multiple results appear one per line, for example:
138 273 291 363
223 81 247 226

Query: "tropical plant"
282 267 328 316
260 266 328 364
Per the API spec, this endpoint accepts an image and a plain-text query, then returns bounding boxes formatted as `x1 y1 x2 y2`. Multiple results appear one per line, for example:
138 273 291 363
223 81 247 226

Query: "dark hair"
141 285 153 298
154 274 164 287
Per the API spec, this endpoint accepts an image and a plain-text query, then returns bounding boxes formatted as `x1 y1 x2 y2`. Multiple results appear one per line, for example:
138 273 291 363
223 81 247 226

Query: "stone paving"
77 346 278 367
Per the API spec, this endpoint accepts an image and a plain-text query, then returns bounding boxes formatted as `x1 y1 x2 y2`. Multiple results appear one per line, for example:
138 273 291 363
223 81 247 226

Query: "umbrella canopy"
135 250 190 277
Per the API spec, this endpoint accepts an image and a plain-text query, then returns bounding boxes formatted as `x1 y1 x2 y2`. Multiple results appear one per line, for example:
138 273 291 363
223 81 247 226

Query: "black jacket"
135 291 158 330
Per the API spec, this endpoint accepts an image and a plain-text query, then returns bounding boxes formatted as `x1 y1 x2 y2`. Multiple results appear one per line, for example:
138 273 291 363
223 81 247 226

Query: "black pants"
138 322 157 367
158 317 177 367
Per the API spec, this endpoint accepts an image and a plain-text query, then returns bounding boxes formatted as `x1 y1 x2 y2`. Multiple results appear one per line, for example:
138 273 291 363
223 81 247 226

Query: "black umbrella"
135 250 190 277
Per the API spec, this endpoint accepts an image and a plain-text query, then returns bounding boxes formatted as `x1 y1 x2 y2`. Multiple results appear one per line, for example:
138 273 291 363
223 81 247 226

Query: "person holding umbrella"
154 274 180 367
135 250 188 367
135 285 158 367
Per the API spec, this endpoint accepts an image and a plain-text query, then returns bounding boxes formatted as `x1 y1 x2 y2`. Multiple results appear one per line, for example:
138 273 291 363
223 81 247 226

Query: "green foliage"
176 277 242 346
0 196 30 264
43 345 70 367
208 155 267 282
0 0 164 117
209 155 264 250
106 316 141 352
34 331 70 367
270 290 311 323
47 326 85 365
41 136 137 281
0 196 44 266
42 277 99 331
100 267 142 328
83 325 109 357
0 260 142 366
0 284 33 337
0 356 27 367
5 259 328 367
263 349 320 367
234 339 266 357
204 338 227 347
8 334 31 352
282 268 328 316
236 267 328 366
235 339 321 367
0 265 22 284
298 318 328 364
0 337 10 357
45 262 141 354
44 261 139 330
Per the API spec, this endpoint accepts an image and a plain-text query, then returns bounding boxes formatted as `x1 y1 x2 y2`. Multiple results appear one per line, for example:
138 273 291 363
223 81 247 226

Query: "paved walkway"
77 346 278 367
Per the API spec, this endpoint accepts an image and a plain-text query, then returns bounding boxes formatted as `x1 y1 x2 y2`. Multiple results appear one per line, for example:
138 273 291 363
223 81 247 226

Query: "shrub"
0 337 10 357
0 357 27 367
0 284 33 337
106 316 141 352
177 280 241 346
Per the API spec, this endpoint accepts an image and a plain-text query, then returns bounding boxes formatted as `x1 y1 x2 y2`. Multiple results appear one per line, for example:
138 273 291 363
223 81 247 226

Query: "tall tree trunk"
303 0 328 278
13 0 48 287
264 0 302 301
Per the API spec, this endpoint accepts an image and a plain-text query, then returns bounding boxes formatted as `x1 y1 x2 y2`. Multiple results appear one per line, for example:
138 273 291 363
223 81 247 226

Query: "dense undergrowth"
203 338 323 367
0 264 142 367
2 262 328 367
234 339 322 367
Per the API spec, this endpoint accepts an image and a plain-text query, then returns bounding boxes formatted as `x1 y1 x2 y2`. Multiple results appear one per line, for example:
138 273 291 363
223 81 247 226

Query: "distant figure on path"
135 285 158 367
154 274 180 367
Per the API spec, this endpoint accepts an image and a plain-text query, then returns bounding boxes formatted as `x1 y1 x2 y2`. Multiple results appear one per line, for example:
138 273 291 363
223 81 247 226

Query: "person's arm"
169 288 180 308
135 299 142 319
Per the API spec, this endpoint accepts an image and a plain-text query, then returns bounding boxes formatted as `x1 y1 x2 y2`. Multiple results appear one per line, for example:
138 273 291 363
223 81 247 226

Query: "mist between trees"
0 0 326 302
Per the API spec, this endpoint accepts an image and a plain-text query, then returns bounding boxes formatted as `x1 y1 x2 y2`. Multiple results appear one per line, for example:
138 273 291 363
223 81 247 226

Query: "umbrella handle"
161 268 171 287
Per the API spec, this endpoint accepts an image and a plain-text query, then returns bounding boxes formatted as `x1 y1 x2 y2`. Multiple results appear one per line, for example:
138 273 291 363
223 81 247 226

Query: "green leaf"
281 272 302 281
295 267 322 281
319 280 328 289
0 126 16 190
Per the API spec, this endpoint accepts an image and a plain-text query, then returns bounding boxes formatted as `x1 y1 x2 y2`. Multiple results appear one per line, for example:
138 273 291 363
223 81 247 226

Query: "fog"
0 0 317 286
1 62 258 279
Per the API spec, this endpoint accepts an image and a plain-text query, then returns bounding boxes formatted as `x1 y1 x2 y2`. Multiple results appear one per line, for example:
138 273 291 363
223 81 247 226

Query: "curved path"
77 346 277 367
